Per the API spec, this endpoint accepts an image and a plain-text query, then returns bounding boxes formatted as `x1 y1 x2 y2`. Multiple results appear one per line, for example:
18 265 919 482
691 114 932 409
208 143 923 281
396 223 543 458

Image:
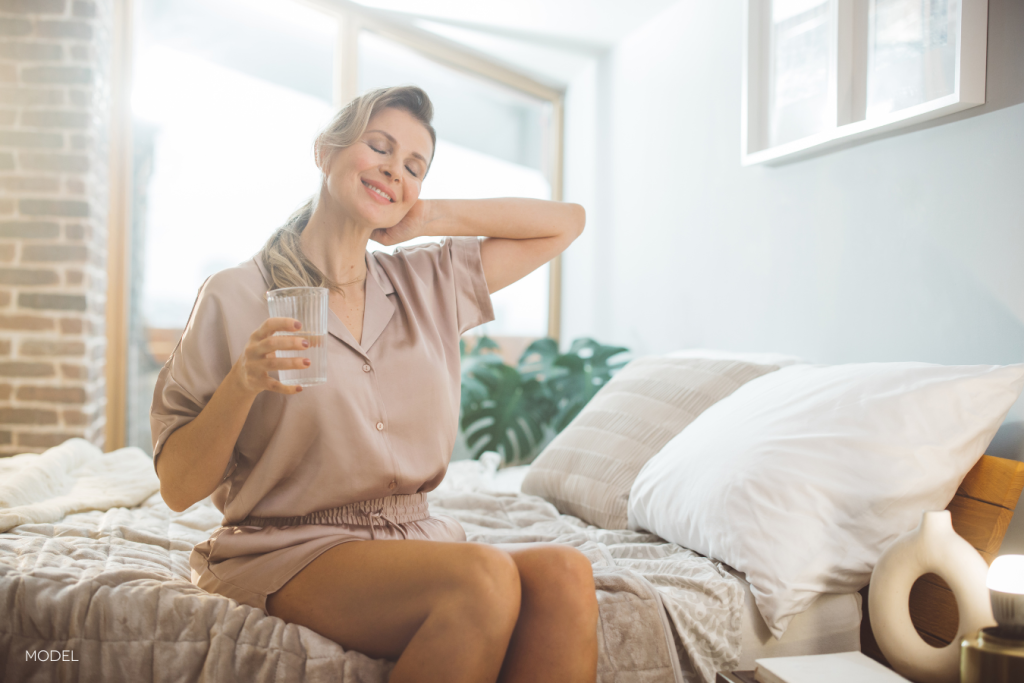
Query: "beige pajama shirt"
150 236 495 613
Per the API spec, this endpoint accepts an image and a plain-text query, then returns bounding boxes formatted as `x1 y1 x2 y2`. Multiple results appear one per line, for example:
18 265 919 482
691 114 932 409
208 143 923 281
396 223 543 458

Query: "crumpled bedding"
1 463 743 683
0 439 158 533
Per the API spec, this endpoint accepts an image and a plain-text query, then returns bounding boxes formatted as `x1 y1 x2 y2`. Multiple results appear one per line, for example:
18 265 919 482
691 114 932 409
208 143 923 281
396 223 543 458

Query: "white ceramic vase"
869 510 995 683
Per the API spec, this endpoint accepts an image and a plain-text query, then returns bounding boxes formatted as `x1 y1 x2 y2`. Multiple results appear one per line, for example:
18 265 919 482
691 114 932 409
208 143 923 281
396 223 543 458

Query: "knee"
522 547 598 620
449 544 522 629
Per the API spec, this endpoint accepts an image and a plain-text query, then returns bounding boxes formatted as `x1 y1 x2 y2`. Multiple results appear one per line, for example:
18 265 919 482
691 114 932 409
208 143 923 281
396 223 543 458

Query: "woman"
151 86 597 683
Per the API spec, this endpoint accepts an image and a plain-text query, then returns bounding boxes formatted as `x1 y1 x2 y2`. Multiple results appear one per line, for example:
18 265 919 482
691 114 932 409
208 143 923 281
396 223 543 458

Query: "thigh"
266 538 515 660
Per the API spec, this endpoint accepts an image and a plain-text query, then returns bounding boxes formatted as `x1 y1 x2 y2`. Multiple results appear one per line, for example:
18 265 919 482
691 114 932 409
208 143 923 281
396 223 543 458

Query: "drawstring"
235 492 430 529
368 509 408 540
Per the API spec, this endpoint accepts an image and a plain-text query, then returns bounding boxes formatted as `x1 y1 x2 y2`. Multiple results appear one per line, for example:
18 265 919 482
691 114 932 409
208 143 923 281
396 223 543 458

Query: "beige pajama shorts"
189 492 466 614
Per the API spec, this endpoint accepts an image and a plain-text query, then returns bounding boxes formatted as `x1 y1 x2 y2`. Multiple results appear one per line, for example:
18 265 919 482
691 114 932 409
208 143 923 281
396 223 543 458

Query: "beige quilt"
0 447 743 683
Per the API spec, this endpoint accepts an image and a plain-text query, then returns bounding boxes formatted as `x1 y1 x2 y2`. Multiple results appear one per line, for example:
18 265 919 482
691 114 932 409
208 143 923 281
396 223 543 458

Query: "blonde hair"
259 86 436 294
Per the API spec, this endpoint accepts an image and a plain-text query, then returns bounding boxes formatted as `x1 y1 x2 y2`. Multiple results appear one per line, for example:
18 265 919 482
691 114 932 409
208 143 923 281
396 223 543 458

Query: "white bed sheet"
729 567 862 669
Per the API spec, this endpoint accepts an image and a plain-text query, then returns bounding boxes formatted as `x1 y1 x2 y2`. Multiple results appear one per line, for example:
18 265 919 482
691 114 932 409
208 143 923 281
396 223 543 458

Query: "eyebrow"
365 129 430 165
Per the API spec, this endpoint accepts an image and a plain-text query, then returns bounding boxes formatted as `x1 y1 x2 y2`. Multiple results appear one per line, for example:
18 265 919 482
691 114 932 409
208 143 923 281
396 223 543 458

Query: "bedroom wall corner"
0 0 113 456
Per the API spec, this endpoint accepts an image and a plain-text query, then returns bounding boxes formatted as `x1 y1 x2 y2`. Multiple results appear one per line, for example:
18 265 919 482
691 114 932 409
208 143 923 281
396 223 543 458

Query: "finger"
267 379 303 395
262 357 311 371
252 334 309 357
254 317 301 340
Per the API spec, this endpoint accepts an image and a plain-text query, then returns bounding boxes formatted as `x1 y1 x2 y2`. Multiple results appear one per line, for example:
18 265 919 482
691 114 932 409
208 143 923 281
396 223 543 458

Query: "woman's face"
323 107 434 229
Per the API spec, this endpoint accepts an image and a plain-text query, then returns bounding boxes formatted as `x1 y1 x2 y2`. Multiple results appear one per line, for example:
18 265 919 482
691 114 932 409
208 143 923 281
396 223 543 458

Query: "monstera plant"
459 336 630 466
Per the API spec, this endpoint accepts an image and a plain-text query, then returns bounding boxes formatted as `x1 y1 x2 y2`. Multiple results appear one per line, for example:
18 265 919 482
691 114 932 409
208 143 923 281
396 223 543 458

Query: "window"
743 0 986 165
110 1 564 452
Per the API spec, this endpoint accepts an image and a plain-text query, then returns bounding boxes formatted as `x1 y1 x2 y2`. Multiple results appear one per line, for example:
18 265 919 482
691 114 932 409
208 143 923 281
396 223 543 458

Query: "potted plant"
458 336 630 466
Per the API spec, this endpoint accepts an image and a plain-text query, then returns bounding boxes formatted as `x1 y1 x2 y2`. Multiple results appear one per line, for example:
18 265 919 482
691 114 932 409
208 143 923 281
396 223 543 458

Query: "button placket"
363 351 400 506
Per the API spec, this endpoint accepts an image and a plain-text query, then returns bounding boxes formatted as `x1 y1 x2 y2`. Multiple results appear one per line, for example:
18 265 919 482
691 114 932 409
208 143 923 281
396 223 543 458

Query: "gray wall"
560 0 1024 552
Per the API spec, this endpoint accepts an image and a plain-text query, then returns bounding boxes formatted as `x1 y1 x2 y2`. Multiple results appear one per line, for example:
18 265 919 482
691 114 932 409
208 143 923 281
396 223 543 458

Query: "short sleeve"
150 275 236 472
394 236 495 335
448 236 496 334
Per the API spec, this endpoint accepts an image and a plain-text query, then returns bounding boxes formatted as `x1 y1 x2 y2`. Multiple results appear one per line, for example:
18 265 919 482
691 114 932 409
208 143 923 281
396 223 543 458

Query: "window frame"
105 0 566 449
741 0 988 166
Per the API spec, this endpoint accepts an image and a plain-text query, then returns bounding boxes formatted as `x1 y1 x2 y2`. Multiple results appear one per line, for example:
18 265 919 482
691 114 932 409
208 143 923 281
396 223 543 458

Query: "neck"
300 191 371 289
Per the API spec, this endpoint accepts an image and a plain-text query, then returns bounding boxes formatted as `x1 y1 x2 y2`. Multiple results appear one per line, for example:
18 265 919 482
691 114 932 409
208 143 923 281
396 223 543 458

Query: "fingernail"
294 321 301 330
296 386 303 392
304 359 311 366
301 339 309 348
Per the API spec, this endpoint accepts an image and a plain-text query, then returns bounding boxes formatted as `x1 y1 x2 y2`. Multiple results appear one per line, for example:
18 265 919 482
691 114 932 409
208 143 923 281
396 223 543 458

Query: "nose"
381 159 400 182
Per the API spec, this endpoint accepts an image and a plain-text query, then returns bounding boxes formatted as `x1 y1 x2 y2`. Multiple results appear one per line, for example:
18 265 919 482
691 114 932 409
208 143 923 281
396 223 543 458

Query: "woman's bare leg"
267 539 521 683
495 544 599 683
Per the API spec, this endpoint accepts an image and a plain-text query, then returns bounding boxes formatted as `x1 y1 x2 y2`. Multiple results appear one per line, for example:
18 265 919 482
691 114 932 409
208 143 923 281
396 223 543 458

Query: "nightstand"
717 651 912 682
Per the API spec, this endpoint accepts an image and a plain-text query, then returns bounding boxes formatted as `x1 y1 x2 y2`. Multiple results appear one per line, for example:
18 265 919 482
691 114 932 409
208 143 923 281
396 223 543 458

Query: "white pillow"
628 362 1024 639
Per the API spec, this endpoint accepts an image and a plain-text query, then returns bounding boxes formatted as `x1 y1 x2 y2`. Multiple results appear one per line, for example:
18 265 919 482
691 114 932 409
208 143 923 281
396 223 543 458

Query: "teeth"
364 182 393 202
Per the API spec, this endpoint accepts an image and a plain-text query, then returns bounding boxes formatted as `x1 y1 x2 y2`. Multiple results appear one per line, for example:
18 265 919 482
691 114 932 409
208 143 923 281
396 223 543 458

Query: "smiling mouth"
363 181 394 203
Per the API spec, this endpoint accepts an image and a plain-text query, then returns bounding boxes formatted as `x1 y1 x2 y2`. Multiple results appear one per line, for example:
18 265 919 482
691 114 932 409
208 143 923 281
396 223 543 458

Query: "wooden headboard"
861 454 1024 664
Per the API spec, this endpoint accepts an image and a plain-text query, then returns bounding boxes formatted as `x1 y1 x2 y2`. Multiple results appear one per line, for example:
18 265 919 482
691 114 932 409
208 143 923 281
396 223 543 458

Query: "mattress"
729 567 862 669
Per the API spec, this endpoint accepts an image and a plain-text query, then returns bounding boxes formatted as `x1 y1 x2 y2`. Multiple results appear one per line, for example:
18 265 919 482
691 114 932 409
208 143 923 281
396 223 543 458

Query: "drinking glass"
265 287 328 386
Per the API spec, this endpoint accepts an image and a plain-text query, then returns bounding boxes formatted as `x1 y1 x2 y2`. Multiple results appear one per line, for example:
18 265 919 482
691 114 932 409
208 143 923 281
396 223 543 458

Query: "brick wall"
0 0 112 455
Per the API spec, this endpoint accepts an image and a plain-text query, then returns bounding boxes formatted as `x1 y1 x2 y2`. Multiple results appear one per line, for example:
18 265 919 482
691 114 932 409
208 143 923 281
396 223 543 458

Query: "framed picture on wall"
742 0 987 165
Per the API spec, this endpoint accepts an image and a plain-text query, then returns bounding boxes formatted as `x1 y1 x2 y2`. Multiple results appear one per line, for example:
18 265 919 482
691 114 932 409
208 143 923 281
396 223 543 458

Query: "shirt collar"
251 249 396 357
366 249 395 295
251 250 394 295
358 250 395 353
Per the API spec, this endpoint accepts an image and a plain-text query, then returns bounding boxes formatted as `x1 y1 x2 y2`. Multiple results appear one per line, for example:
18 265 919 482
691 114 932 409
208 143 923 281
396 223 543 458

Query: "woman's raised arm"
372 198 585 294
155 317 308 512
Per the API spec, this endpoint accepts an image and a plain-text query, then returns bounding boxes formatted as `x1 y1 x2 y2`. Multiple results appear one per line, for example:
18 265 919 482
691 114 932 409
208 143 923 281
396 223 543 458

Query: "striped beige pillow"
521 356 780 529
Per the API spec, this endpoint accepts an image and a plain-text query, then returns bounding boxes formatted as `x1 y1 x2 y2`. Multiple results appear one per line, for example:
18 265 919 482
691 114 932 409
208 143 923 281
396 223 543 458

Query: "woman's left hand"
370 199 432 246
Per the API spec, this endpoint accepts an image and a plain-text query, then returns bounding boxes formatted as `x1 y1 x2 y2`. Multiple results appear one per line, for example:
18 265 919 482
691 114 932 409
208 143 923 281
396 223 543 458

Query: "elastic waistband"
237 492 430 528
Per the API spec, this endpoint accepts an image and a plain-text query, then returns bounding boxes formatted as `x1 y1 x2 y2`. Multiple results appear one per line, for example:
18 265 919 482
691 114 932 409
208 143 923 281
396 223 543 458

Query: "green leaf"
517 338 560 382
460 364 554 465
542 338 632 432
458 334 630 465
470 335 501 355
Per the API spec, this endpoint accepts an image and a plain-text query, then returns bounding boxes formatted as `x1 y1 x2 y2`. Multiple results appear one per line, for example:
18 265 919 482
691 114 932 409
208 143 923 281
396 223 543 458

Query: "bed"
1 439 1020 683
4 355 1024 682
0 442 728 683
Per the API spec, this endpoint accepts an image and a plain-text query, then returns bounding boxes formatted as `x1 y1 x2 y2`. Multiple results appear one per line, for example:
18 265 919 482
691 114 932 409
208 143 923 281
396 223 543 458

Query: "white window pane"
127 0 335 451
769 0 833 147
135 46 332 325
867 0 960 119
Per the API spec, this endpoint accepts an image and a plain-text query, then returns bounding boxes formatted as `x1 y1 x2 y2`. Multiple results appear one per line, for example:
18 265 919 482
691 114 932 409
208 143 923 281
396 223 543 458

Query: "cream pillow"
521 356 779 529
628 362 1024 639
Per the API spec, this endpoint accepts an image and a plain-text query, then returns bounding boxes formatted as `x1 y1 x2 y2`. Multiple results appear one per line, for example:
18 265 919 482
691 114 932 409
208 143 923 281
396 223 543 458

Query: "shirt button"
388 480 396 490
376 421 384 431
362 364 371 372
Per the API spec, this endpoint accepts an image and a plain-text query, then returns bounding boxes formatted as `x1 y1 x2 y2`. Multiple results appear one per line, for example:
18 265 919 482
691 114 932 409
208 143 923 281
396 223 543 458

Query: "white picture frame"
742 0 988 166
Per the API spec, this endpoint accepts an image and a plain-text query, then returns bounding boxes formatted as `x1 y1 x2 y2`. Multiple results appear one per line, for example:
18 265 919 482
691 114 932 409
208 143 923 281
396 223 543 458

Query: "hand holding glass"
266 287 329 387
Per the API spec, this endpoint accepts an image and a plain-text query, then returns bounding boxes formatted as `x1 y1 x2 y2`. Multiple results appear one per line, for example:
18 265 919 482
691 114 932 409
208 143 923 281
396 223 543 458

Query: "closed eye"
368 144 386 154
406 166 419 178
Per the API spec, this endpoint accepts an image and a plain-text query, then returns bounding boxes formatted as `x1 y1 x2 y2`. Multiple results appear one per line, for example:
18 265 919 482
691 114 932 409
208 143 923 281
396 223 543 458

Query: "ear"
317 141 337 175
